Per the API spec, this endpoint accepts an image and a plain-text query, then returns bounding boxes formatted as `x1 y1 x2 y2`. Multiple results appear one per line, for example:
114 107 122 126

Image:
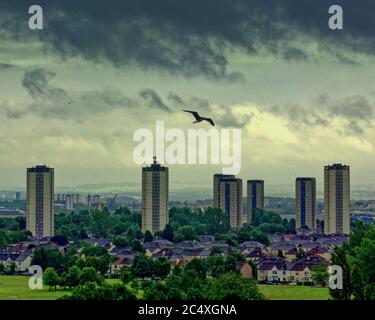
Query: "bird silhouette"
68 101 73 104
182 110 215 126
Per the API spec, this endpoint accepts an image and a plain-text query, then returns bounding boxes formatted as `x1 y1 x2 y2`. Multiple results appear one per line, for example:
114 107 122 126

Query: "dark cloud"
3 1 375 81
139 89 171 112
22 68 66 99
4 68 173 119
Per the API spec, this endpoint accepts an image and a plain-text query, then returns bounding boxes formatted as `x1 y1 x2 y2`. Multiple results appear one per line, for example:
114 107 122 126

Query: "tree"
79 267 103 285
203 272 263 300
173 232 184 243
0 230 9 248
131 240 145 253
329 246 352 300
205 256 225 278
178 225 196 240
131 254 154 278
209 247 223 256
153 258 171 278
43 267 59 291
81 244 108 257
90 209 110 238
59 272 69 289
66 266 81 288
31 246 65 273
353 237 375 299
162 224 174 242
311 264 329 287
120 266 133 284
144 230 153 243
63 283 136 300
185 258 207 280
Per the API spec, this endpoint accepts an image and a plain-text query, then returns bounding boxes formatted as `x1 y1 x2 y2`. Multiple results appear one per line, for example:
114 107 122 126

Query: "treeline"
54 207 141 241
62 251 263 300
2 206 296 249
0 217 30 248
156 207 296 246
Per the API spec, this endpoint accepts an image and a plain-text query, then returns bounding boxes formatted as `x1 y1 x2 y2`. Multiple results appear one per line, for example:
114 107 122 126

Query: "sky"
1 0 375 190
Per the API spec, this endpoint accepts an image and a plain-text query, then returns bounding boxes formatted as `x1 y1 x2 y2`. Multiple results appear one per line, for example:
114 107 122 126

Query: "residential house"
236 262 253 279
15 251 33 272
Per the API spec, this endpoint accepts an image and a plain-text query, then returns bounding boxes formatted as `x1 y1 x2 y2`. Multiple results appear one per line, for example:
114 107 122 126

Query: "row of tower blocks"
25 162 350 239
140 161 350 235
212 163 350 234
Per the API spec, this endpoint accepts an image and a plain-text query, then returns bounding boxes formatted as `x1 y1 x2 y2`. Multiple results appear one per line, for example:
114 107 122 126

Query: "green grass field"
0 275 70 300
0 276 329 300
258 284 330 300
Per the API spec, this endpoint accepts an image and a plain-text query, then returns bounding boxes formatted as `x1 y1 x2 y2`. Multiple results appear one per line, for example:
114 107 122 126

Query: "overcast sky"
1 0 375 189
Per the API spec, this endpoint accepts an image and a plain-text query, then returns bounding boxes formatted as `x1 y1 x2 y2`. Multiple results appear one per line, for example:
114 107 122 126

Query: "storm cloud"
2 1 375 81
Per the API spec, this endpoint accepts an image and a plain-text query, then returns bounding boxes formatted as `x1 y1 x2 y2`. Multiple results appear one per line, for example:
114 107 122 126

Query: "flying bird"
182 110 215 126
68 101 73 104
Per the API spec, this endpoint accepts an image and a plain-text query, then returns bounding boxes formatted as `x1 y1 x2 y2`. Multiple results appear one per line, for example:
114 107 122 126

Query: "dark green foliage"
0 217 29 247
144 230 153 242
78 267 104 285
54 207 141 242
153 257 171 278
185 258 207 280
330 223 375 300
131 254 154 278
31 246 66 273
203 272 263 300
63 282 136 300
120 266 133 284
162 224 174 242
43 267 59 290
311 264 329 287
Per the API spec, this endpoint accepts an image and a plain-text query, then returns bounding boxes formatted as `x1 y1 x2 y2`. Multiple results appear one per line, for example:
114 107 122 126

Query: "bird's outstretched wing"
183 110 201 120
205 118 215 126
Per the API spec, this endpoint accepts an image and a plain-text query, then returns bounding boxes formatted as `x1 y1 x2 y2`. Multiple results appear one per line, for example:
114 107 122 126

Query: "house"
257 257 287 282
15 251 33 272
269 242 295 256
143 239 173 251
238 241 265 250
236 262 253 279
0 251 20 268
284 248 298 262
307 246 331 261
245 247 265 261
151 248 174 259
288 262 313 283
110 255 135 274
